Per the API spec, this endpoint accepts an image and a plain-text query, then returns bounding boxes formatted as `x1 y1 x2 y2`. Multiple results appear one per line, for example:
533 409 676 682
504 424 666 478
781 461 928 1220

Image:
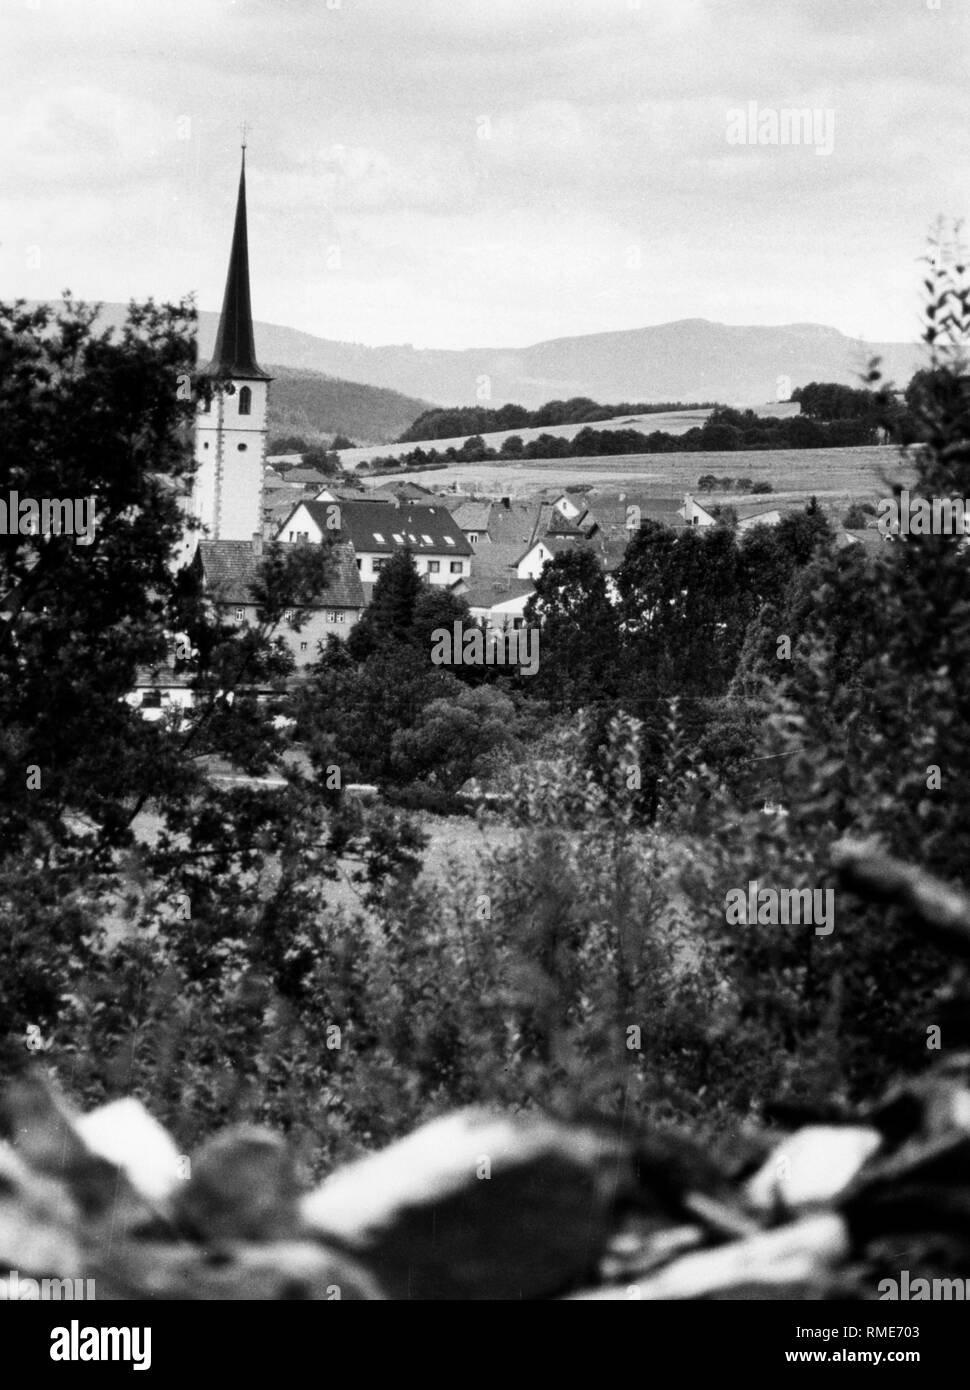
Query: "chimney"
501 496 511 510
252 531 263 557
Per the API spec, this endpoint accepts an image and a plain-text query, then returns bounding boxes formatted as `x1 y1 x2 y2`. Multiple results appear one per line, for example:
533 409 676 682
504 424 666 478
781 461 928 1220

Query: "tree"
0 295 363 1046
301 445 340 477
524 549 620 711
267 434 309 455
391 686 521 791
346 549 424 660
683 234 970 1099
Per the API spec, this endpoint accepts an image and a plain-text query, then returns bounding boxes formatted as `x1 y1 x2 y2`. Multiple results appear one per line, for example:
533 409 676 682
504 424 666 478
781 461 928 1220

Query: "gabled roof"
197 539 365 609
464 540 524 579
733 501 788 521
515 533 585 566
485 499 544 547
587 494 687 532
289 499 473 556
840 527 895 552
285 468 330 485
368 480 434 501
464 577 535 610
543 501 596 537
452 501 493 532
207 151 271 382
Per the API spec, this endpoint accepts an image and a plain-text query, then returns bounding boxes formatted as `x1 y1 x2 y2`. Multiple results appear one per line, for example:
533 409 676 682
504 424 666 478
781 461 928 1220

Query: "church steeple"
187 144 271 547
209 147 270 380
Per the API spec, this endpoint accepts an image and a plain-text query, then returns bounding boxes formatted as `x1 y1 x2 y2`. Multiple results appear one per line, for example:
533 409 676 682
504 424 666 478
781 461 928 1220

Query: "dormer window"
238 386 252 416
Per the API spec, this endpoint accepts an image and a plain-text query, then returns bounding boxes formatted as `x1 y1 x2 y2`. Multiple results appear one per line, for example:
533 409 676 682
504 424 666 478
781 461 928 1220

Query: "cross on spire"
240 121 250 151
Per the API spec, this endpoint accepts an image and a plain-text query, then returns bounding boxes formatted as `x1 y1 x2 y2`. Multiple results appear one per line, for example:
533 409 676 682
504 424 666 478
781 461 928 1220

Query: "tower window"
238 386 252 416
237 443 248 452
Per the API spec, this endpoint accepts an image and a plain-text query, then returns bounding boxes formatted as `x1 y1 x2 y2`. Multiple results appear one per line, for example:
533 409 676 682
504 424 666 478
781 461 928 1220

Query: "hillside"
266 366 433 445
212 314 926 413
32 303 923 414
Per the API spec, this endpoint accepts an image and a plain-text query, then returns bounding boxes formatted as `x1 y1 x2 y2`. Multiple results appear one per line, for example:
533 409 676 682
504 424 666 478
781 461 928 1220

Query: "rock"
0 1139 82 1277
89 1239 383 1300
301 1107 632 1299
568 1212 850 1300
1 1074 160 1237
75 1098 184 1206
745 1126 882 1214
173 1127 301 1243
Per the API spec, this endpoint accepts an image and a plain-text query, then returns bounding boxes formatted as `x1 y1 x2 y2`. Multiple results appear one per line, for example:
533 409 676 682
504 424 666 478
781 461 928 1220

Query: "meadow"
386 443 917 509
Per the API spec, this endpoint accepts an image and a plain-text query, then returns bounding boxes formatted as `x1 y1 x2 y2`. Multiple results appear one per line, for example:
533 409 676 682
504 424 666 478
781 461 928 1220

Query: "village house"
274 497 472 600
680 493 718 527
464 576 536 632
194 537 365 666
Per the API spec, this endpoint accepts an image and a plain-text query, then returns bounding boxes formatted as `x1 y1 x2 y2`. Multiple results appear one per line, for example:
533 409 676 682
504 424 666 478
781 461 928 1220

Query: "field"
340 401 802 467
381 443 917 510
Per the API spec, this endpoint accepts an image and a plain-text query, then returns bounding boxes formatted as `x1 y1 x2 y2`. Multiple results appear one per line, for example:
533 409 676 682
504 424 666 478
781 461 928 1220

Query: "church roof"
208 151 271 382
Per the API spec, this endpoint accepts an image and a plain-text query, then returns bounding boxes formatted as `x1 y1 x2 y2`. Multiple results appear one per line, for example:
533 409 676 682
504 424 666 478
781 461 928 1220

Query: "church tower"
191 146 271 543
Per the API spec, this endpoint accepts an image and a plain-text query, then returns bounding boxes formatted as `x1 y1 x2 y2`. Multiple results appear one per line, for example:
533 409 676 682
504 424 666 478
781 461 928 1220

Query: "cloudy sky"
1 0 967 349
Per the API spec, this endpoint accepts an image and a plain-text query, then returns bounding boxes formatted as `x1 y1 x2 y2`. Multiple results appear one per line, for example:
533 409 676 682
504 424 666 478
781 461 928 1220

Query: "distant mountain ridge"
206 312 925 412
26 301 925 418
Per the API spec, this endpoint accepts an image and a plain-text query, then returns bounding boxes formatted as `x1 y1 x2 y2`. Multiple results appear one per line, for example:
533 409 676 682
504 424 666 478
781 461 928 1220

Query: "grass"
388 444 916 506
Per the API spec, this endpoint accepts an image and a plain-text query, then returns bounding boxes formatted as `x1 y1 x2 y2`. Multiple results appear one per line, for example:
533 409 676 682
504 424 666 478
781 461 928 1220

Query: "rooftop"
196 539 365 609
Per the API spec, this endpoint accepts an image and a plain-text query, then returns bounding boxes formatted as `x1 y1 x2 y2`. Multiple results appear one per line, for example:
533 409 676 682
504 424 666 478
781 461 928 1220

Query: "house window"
202 398 211 414
392 533 404 543
468 532 478 545
235 607 245 621
300 642 308 652
238 386 252 416
373 532 385 544
450 561 463 574
326 610 338 622
373 558 386 572
237 443 248 452
428 560 440 574
141 688 162 708
421 534 433 545
355 558 362 570
284 610 294 623
444 536 455 546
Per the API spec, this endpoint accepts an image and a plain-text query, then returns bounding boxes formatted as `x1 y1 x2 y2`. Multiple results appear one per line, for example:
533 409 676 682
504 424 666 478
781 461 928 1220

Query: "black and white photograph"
1 0 970 1350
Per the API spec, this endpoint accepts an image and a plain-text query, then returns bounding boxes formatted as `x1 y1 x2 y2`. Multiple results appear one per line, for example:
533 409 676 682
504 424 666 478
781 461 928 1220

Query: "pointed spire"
209 147 270 379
